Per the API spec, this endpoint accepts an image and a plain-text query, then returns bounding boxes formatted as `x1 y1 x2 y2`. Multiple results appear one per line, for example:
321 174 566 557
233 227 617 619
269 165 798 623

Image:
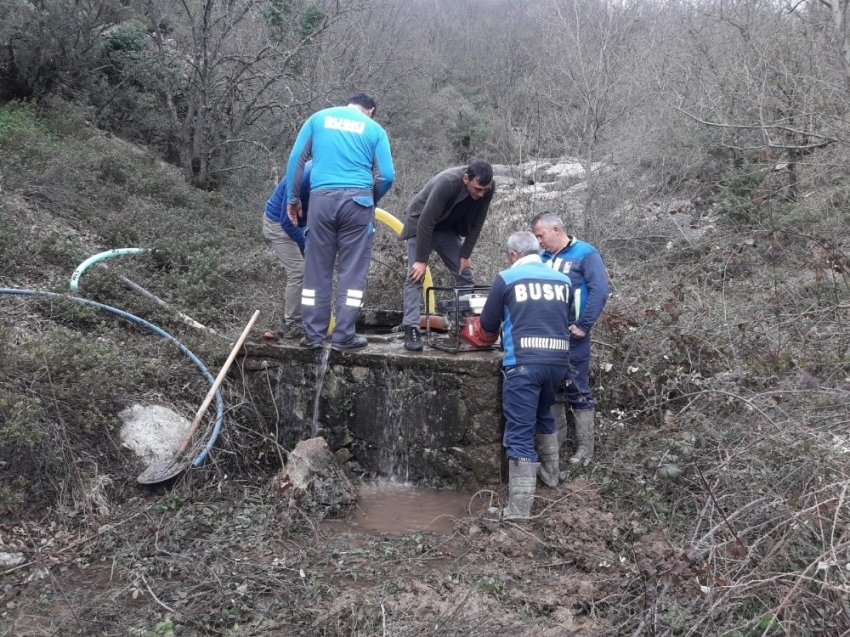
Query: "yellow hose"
375 208 435 313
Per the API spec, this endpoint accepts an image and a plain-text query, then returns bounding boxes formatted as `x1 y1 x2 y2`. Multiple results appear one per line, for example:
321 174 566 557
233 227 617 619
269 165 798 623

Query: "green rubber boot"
536 433 560 487
569 409 595 465
503 458 539 520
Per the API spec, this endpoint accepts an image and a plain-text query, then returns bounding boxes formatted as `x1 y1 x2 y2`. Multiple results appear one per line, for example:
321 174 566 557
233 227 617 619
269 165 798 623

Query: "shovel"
137 310 261 484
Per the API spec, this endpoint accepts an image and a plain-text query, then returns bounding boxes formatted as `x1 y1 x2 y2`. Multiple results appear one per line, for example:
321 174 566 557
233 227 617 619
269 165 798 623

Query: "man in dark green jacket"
399 160 495 351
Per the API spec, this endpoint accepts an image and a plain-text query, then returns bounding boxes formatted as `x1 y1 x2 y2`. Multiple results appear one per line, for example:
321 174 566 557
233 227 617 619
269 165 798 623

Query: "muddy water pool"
322 482 491 535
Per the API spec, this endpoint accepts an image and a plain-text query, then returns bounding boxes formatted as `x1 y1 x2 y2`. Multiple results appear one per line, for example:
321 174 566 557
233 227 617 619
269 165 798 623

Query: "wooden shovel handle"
177 310 260 453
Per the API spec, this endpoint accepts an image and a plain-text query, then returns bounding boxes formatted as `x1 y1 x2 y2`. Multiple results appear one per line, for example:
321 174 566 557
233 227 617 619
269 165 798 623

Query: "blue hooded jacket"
264 162 312 248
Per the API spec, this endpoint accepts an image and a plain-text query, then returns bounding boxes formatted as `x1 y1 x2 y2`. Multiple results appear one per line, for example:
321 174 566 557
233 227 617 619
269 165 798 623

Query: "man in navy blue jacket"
530 212 609 464
479 231 573 520
262 162 312 338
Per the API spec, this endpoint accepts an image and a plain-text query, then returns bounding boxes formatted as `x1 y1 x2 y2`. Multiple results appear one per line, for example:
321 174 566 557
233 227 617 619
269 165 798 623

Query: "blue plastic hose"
0 288 222 467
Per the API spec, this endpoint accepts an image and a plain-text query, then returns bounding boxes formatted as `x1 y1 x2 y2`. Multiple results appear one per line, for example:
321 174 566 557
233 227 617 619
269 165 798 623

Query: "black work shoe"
331 335 368 352
404 325 423 351
284 323 306 339
299 336 323 350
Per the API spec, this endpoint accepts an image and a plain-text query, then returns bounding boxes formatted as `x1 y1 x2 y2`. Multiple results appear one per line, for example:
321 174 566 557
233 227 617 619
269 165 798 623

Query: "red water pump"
424 287 499 353
459 316 499 347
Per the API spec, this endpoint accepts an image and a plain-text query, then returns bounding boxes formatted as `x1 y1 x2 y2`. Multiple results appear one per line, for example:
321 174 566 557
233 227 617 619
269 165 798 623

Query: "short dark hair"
465 159 493 186
347 92 378 113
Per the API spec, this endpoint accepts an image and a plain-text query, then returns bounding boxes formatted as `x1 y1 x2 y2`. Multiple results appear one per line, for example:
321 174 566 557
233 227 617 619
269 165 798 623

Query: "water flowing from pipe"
379 361 414 482
311 347 330 438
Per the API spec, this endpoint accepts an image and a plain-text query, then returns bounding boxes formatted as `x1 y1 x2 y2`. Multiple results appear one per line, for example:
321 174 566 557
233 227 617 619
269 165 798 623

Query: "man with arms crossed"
530 212 609 464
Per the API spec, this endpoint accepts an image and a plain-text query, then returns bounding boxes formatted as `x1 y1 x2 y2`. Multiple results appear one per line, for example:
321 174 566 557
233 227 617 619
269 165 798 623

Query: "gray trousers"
403 230 475 327
262 215 304 328
302 189 374 345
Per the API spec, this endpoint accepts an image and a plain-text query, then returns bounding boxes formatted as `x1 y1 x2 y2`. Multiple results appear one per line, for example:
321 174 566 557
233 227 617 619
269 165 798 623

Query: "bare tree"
816 0 850 82
140 0 337 188
537 0 657 240
659 0 848 202
0 0 127 100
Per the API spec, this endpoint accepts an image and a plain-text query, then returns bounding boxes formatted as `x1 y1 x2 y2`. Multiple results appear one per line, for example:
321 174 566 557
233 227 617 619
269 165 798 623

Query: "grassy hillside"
0 99 285 509
3 100 850 636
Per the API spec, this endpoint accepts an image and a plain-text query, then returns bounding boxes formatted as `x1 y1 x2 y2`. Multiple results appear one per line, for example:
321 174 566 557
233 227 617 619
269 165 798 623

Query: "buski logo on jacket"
323 116 366 134
514 282 569 303
548 258 572 274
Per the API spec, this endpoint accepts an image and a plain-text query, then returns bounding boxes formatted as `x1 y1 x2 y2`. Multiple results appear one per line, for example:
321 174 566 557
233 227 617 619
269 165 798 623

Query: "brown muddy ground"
1 475 677 636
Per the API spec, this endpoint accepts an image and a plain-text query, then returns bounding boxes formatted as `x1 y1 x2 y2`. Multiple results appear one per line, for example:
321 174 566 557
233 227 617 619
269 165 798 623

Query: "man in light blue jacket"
285 92 395 352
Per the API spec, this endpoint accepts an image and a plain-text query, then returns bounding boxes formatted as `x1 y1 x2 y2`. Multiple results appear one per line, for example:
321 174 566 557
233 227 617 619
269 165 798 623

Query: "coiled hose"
0 288 223 467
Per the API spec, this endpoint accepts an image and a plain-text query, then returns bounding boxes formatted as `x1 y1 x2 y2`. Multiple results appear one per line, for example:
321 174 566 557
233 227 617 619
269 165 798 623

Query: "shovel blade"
137 456 190 484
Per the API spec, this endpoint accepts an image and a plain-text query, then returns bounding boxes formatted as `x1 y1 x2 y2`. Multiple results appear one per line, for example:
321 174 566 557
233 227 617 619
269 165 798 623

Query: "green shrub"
724 171 765 199
770 202 820 229
0 392 47 449
0 216 20 274
0 102 55 151
100 21 149 56
37 233 85 269
39 97 95 140
263 0 327 44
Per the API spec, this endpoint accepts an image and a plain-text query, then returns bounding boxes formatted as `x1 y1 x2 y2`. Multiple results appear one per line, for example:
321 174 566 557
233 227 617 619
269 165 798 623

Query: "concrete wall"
242 337 505 490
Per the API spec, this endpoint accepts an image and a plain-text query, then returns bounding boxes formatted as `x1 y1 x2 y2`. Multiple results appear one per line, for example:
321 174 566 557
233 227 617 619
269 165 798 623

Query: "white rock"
275 437 357 508
0 552 25 567
543 162 586 178
118 404 192 463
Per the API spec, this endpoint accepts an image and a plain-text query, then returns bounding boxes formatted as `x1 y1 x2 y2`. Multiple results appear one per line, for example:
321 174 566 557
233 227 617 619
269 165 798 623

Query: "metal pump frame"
424 285 497 354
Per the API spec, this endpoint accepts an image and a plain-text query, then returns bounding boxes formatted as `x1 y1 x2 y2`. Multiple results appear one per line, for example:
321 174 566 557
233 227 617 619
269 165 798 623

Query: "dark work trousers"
502 363 570 461
301 189 374 346
402 231 475 327
557 334 594 410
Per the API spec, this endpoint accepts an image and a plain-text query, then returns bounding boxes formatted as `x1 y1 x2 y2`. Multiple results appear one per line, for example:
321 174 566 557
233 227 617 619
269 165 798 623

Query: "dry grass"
4 101 850 636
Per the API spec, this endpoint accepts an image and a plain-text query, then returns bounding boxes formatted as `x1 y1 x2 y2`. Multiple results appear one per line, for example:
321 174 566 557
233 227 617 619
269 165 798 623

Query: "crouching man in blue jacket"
262 161 312 338
477 231 573 520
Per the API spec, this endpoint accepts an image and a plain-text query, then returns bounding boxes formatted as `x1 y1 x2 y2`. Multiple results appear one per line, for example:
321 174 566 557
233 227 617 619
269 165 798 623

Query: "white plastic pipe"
69 248 148 291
